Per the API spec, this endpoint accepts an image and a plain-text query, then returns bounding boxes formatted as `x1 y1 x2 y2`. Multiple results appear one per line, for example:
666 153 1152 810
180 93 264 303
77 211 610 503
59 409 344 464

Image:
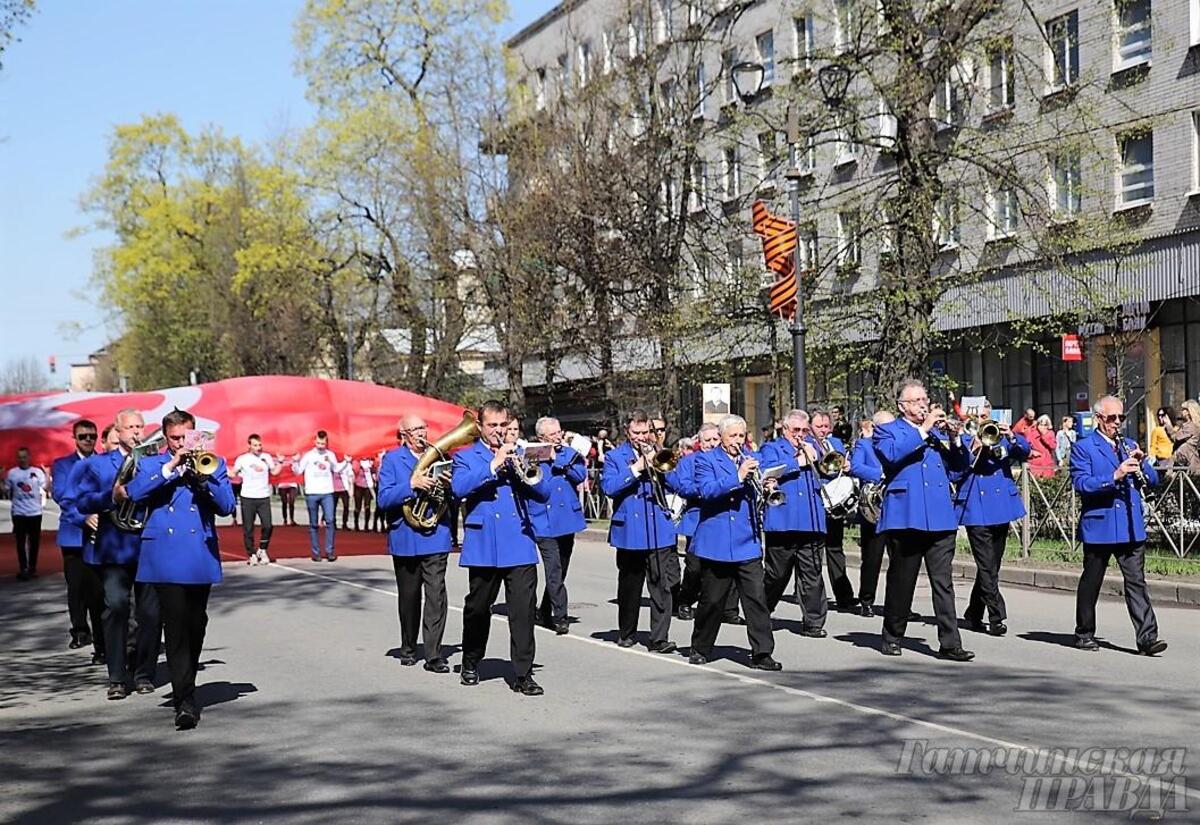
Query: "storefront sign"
1078 301 1149 337
1061 334 1083 361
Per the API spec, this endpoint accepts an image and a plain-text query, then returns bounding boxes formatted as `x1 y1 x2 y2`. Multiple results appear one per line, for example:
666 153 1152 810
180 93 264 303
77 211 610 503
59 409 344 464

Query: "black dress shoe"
937 647 976 662
1139 639 1168 656
1075 637 1099 651
175 705 198 730
961 618 986 633
648 640 678 654
135 680 155 695
675 605 694 620
310 556 322 562
460 667 479 686
987 622 1008 637
750 654 783 671
688 652 708 665
511 676 544 696
723 614 747 625
16 570 30 581
399 654 418 666
554 621 569 636
617 637 636 648
423 658 450 673
106 682 128 700
907 611 921 621
799 627 827 639
857 603 874 617
880 642 902 657
91 652 107 666
327 555 338 562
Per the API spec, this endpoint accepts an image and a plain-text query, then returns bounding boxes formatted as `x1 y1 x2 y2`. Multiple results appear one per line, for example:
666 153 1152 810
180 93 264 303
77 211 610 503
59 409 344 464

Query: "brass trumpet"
506 453 544 485
816 437 847 477
182 449 220 476
111 430 167 531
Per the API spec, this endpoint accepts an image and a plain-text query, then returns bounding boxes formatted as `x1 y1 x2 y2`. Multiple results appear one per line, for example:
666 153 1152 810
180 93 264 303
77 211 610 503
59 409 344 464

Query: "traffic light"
48 355 56 374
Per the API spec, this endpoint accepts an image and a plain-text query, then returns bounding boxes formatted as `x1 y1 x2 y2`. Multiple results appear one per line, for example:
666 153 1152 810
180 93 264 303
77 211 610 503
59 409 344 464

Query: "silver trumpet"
742 456 785 508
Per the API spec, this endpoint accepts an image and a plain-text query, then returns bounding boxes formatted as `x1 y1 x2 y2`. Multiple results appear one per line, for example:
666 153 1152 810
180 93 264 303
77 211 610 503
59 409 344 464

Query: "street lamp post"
784 103 807 410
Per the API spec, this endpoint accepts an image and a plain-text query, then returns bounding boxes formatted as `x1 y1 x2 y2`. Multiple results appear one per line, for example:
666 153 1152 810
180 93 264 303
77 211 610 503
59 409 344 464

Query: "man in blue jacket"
689 415 780 670
808 409 858 612
953 415 1030 636
850 411 893 616
451 400 552 695
376 414 453 672
673 423 720 620
600 409 684 653
1070 395 1166 655
126 409 236 729
528 416 588 635
761 410 828 636
51 418 102 650
76 408 163 699
873 379 973 661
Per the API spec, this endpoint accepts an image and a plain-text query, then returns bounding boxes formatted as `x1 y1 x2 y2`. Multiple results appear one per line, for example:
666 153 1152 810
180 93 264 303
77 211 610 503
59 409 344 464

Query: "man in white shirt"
6 447 47 580
292 430 346 561
231 434 280 565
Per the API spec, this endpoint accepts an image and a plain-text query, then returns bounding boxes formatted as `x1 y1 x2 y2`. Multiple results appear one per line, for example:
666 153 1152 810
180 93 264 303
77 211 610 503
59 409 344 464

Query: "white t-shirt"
293 448 344 495
232 452 276 499
6 466 46 517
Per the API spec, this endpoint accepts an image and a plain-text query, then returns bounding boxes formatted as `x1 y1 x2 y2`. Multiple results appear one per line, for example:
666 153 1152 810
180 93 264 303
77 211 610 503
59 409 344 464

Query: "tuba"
111 430 167 531
401 411 481 530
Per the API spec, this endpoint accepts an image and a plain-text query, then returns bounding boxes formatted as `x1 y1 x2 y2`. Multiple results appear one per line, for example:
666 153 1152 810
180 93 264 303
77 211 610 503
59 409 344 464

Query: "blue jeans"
306 493 336 558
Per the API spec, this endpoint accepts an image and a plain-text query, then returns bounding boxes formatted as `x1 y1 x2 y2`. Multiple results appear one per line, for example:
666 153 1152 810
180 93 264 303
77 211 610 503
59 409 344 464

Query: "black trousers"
676 542 741 617
278 487 297 524
333 490 351 528
240 496 273 553
392 553 449 660
461 564 537 678
155 583 211 710
615 548 675 645
353 486 373 529
99 563 161 685
964 524 1009 625
13 514 41 573
691 557 774 659
823 517 857 607
764 531 827 629
62 547 104 646
536 534 575 623
1075 542 1159 648
881 529 962 650
857 520 886 608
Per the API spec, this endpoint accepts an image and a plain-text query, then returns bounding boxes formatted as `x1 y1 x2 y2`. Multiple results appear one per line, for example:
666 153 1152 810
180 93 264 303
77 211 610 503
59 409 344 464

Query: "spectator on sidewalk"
6 447 47 580
1055 415 1077 466
1012 408 1037 438
1026 415 1059 478
292 431 346 561
1168 400 1200 473
1149 407 1175 464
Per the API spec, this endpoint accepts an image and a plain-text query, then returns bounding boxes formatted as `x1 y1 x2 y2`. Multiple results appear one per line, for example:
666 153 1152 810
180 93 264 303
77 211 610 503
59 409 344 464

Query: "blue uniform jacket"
600 441 682 551
674 451 704 539
872 419 968 533
952 433 1030 527
126 453 236 584
75 450 143 566
376 446 452 556
850 438 883 485
1070 430 1158 545
760 437 825 534
51 452 88 548
526 445 588 539
692 448 763 562
451 440 550 567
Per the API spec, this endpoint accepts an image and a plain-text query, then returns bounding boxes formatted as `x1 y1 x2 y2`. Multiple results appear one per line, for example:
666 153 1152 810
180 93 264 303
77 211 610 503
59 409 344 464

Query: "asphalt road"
2 534 1197 824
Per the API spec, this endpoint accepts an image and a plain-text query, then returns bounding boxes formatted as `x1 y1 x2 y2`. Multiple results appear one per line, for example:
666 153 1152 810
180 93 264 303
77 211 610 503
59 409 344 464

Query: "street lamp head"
731 61 766 102
817 63 852 107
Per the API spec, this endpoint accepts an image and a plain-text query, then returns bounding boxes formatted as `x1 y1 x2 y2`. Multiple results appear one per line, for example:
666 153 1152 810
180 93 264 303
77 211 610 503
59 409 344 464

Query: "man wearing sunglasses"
50 420 103 650
1070 396 1167 655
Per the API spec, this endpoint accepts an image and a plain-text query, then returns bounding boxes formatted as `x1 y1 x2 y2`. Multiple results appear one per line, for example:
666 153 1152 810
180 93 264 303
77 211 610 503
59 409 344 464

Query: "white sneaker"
246 554 259 566
257 549 272 565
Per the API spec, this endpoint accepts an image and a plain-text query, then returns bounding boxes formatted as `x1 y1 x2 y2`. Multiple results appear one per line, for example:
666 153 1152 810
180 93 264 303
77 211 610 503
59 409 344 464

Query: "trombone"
816 437 847 477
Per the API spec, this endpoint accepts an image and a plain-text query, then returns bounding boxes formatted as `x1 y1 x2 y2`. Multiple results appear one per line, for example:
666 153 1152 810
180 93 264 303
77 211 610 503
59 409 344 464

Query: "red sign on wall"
1062 334 1083 362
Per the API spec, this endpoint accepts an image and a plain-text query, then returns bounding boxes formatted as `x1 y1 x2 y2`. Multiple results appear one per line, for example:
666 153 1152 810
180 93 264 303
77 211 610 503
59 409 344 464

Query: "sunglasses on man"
75 433 97 441
1098 413 1127 423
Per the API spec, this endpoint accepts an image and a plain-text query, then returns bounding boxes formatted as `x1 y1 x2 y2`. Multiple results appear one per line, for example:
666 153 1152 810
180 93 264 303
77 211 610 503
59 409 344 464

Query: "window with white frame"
1114 0 1151 71
796 133 816 173
688 0 701 28
988 183 1018 238
689 159 707 211
721 49 736 105
936 191 961 247
726 240 744 281
655 0 672 43
660 175 679 213
757 30 775 85
1192 112 1200 193
934 75 963 128
602 27 618 73
556 52 570 94
722 146 740 199
577 41 592 87
630 12 646 57
1050 152 1082 217
534 68 546 110
836 210 861 268
988 43 1015 110
879 98 897 148
1118 132 1154 205
834 125 859 166
659 79 677 118
693 62 706 119
757 131 779 181
834 0 857 54
798 224 818 272
793 16 813 73
1046 11 1079 89
879 206 895 258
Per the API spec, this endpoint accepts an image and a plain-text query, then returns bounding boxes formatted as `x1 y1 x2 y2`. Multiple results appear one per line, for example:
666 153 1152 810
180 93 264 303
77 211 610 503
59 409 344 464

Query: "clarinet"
1116 438 1149 492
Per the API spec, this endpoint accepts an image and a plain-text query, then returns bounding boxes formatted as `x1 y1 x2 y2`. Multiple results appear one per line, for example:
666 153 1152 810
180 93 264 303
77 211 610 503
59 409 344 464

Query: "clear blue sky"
0 0 557 383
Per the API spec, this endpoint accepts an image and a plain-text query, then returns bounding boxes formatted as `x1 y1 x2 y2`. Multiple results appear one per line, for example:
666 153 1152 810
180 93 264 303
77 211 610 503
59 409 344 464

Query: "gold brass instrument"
401 411 481 530
816 437 847 477
636 442 675 512
183 449 220 476
111 430 167 531
507 452 544 485
746 465 786 508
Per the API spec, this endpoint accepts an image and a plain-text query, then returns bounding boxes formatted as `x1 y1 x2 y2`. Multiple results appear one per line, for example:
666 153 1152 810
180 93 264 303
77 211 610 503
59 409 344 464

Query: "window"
1046 11 1079 89
934 75 963 129
834 0 857 54
693 62 706 119
689 159 707 211
726 240 744 281
936 191 961 247
556 52 570 93
1114 0 1151 71
878 206 895 258
878 99 897 148
834 125 859 166
602 27 618 73
1050 152 1082 217
534 68 546 110
577 41 592 86
988 183 1018 238
659 79 677 117
660 175 679 213
1118 132 1154 205
1192 112 1200 193
798 224 818 272
836 210 861 269
722 146 740 199
1193 0 1200 47
655 0 672 44
757 30 775 85
796 133 816 173
793 16 813 73
630 12 646 57
987 43 1015 110
757 131 779 180
721 49 736 105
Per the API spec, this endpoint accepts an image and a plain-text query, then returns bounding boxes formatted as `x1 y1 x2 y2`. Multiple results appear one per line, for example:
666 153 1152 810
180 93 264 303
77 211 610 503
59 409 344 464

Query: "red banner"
1061 334 1083 362
0 376 465 472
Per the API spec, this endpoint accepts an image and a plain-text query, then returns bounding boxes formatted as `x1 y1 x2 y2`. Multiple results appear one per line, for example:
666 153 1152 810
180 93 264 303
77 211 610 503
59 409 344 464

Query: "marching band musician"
873 379 974 661
850 411 894 617
451 401 552 695
760 410 829 637
124 409 236 729
807 410 860 613
600 409 683 653
75 408 163 700
952 409 1030 636
688 415 780 670
672 423 720 620
50 419 102 650
376 415 452 673
527 417 588 636
1070 395 1167 655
